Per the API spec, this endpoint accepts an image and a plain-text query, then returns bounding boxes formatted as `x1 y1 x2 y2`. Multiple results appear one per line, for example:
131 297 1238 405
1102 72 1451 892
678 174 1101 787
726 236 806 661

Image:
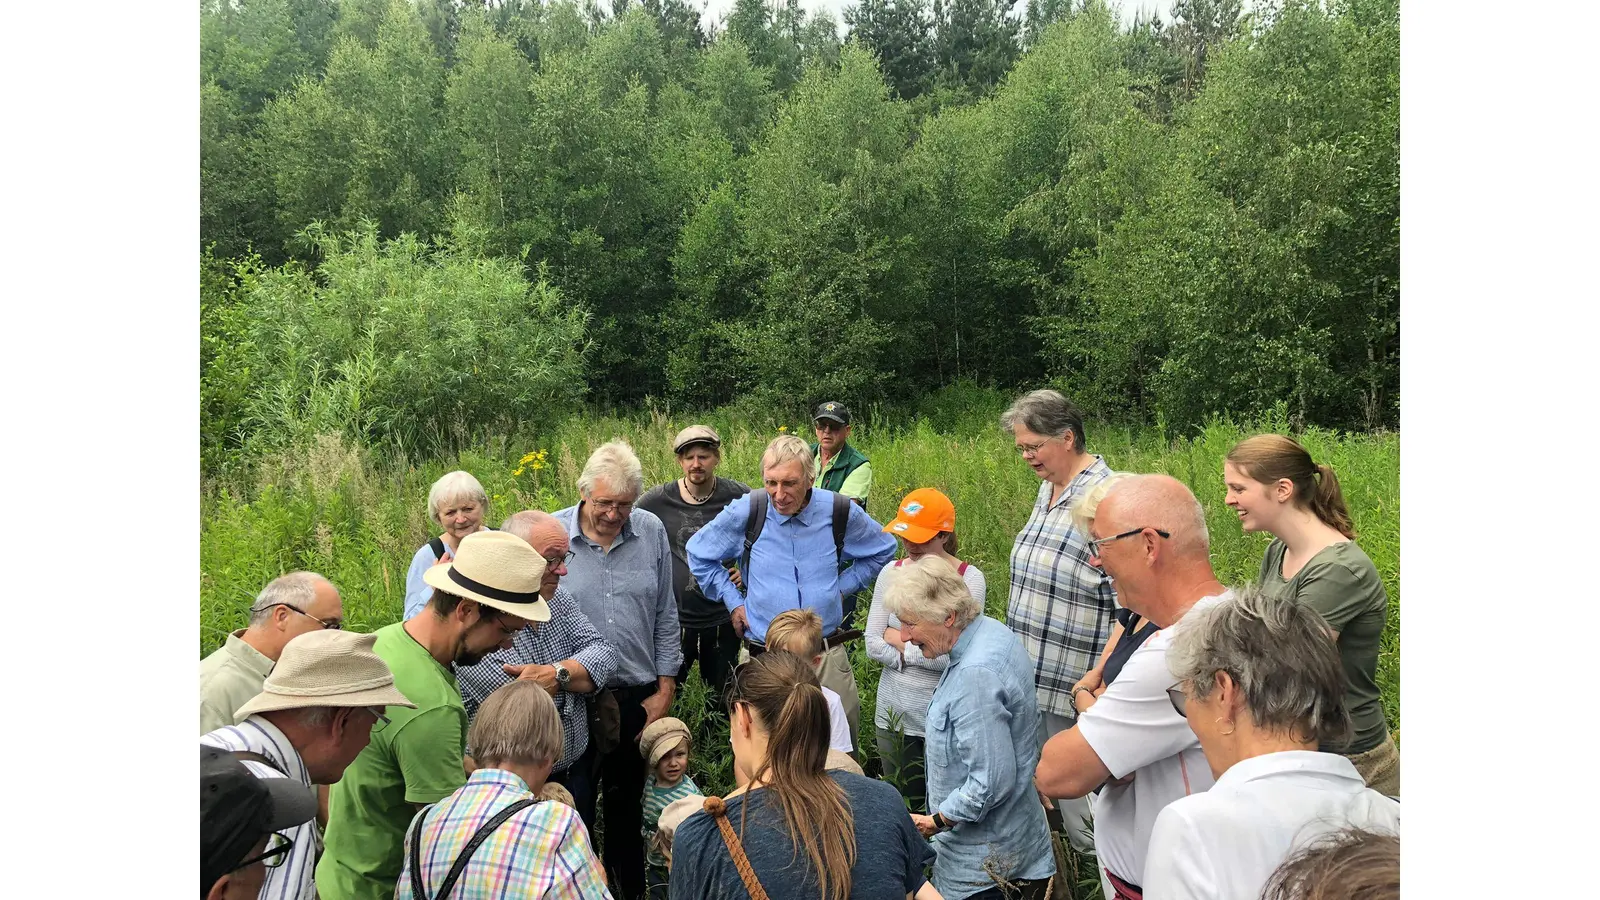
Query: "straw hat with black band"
421 530 552 622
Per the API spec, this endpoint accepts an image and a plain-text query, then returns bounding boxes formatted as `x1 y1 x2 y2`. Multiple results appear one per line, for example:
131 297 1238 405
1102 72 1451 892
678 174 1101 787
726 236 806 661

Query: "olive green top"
1259 539 1390 754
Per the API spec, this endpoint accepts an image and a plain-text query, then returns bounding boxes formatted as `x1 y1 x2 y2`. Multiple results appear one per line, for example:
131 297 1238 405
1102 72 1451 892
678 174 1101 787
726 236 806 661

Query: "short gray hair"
467 680 564 767
249 572 329 627
1000 389 1087 453
577 440 644 498
760 434 815 483
884 557 982 630
1069 471 1134 536
427 471 489 526
1101 474 1211 558
1166 585 1351 745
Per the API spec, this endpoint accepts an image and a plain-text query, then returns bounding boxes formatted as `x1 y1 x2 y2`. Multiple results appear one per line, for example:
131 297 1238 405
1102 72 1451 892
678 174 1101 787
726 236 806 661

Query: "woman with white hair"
890 558 1055 900
404 470 492 619
1142 587 1399 900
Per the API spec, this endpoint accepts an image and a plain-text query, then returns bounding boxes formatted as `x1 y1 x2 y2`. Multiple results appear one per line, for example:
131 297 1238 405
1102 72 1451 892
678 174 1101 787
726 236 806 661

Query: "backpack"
739 491 851 590
428 526 496 561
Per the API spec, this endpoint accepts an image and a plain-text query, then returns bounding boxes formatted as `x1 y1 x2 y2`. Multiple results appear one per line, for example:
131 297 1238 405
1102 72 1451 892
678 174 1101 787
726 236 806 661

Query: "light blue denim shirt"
553 504 682 687
924 615 1057 900
684 488 896 642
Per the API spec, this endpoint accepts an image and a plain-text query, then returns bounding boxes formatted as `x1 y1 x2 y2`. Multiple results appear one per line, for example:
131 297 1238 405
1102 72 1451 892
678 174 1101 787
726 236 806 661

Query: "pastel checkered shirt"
397 768 612 900
1006 455 1119 719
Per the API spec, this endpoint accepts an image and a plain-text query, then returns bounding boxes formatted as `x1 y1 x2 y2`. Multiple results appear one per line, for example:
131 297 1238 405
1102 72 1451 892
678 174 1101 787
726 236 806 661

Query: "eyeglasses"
258 604 343 630
234 832 294 871
1016 436 1060 458
1086 527 1172 557
1166 683 1188 718
589 499 634 514
368 706 391 733
543 549 575 568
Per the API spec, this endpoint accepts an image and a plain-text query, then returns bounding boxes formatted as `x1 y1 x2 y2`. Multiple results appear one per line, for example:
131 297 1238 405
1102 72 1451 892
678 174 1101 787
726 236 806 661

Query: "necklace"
680 478 714 505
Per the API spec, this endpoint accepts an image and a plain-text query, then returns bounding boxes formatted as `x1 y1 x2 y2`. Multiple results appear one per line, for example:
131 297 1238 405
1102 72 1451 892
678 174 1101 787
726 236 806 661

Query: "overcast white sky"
692 0 1183 32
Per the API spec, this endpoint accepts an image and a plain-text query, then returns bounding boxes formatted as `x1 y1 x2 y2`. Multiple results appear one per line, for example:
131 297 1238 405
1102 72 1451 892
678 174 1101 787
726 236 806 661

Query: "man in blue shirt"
687 434 895 742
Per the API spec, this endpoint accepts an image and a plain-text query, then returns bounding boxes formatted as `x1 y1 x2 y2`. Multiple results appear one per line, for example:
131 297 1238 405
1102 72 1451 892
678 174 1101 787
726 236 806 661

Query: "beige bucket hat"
234 630 416 718
422 530 551 622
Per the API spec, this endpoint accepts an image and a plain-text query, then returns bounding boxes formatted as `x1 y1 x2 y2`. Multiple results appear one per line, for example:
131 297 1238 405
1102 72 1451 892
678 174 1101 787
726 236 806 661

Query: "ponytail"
728 652 856 900
1227 435 1356 539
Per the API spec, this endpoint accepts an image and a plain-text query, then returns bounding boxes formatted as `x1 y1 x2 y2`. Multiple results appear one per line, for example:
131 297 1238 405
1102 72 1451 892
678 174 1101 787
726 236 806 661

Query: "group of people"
200 391 1400 900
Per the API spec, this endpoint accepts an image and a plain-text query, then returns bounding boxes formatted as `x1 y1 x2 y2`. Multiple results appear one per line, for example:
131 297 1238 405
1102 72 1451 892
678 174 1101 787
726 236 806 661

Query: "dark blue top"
669 771 934 900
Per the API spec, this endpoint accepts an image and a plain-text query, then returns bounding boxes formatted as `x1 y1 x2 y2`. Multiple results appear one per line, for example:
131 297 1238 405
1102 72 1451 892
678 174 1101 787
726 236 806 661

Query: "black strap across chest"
740 491 850 588
408 798 538 900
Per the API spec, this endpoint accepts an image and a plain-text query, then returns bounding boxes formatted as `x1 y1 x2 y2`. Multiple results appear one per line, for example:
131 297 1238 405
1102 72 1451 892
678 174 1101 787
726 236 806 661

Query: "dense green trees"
201 0 1400 472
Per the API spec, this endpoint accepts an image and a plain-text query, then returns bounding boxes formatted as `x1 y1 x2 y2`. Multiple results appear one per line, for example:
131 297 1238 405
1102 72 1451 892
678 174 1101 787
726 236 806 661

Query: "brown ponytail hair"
1226 435 1355 539
726 651 856 900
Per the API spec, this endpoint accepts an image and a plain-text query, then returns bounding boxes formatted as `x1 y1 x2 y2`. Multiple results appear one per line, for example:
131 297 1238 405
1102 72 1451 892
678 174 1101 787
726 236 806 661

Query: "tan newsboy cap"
672 425 721 454
234 630 415 719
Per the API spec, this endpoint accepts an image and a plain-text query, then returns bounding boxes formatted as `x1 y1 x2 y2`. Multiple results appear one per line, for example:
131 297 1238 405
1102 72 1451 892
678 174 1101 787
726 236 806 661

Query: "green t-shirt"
1259 539 1390 754
316 622 468 900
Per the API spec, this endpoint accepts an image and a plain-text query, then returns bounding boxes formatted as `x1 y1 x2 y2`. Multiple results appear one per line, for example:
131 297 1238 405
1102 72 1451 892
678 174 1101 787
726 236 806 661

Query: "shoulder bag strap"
408 804 434 900
429 536 448 560
830 492 850 568
706 797 770 900
741 492 769 590
229 750 286 775
430 798 539 900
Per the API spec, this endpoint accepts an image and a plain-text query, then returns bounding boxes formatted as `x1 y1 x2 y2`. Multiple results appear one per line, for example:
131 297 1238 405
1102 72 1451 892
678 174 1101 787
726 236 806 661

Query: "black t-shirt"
669 771 934 900
1103 607 1159 687
637 477 751 629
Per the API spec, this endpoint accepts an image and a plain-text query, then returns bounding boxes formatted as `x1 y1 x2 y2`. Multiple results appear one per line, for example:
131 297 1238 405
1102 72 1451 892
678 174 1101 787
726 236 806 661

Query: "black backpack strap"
408 804 433 900
230 750 287 775
830 492 850 568
425 798 539 900
741 492 769 590
429 536 447 560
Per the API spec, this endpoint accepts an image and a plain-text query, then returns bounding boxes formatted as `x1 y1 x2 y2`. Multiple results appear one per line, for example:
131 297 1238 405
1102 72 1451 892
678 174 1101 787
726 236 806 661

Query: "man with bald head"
1035 474 1231 900
201 572 344 734
453 509 620 828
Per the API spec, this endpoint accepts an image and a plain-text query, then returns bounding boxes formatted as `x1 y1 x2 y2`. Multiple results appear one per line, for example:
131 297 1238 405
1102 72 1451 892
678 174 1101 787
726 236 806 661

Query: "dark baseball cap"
813 401 851 425
200 744 318 896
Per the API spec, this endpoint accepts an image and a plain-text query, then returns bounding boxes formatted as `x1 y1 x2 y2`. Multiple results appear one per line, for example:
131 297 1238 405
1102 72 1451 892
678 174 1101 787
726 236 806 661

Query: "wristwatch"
933 812 952 832
554 663 571 691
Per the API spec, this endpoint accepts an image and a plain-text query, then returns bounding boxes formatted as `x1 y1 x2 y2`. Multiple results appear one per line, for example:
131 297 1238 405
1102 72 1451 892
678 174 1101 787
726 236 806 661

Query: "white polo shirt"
1143 751 1400 900
201 716 318 900
1074 591 1230 886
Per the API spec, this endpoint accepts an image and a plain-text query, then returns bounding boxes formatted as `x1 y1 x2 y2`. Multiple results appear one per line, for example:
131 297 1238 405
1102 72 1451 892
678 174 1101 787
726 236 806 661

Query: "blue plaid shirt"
1006 456 1118 718
455 586 620 773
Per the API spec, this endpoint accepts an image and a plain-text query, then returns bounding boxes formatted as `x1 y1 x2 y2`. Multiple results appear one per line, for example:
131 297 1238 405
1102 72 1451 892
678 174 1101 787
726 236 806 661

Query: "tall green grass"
200 400 1398 899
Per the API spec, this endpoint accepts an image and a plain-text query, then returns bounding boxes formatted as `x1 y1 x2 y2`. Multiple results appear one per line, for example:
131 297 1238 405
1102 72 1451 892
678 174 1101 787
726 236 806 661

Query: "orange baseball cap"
883 488 956 544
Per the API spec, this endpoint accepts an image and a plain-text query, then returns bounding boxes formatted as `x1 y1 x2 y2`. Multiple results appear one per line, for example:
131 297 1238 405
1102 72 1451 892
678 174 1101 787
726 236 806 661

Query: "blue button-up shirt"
924 615 1057 900
685 488 896 643
553 504 681 688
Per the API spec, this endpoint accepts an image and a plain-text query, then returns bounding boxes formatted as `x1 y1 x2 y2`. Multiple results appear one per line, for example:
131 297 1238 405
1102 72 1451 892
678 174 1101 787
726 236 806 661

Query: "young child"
650 794 705 879
765 609 856 756
536 780 576 810
639 717 702 898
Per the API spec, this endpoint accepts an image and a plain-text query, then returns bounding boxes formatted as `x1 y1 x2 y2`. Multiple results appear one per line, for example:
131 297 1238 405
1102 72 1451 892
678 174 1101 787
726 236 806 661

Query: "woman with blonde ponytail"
1223 435 1398 796
668 650 940 900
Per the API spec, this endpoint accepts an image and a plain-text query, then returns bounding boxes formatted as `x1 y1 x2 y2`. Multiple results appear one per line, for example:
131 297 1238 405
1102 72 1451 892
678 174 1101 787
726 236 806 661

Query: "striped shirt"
641 774 702 867
1006 456 1118 719
865 559 987 736
200 717 317 900
397 768 612 900
455 586 621 773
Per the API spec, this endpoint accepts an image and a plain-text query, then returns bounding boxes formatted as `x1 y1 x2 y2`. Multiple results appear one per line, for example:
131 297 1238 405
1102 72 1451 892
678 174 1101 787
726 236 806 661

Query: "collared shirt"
923 615 1056 900
1076 592 1231 886
200 630 275 735
685 488 897 642
1143 752 1400 900
397 768 612 900
455 585 621 773
813 451 873 500
1006 456 1117 718
552 504 681 687
201 716 317 900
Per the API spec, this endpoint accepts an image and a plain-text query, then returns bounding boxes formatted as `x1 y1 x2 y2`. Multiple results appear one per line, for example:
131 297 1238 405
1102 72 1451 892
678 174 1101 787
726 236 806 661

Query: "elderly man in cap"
555 439 681 900
637 425 752 708
811 401 872 507
203 629 413 900
1036 474 1229 900
687 434 896 743
202 744 320 900
201 572 344 734
317 531 552 900
455 509 621 830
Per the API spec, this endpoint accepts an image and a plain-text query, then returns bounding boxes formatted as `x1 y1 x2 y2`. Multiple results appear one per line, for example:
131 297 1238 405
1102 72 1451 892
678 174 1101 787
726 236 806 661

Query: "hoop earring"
1215 717 1235 737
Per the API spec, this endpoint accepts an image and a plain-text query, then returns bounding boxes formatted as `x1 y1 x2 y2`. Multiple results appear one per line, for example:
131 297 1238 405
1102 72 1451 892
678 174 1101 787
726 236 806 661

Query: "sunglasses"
1166 683 1189 718
262 603 343 630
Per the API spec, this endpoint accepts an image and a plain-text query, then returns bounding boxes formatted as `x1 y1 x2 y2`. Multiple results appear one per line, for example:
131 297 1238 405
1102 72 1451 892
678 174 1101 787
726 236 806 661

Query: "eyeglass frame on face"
367 705 392 732
234 832 295 872
1086 526 1172 558
588 498 634 515
543 549 576 568
1015 435 1062 458
256 603 343 631
1166 682 1189 718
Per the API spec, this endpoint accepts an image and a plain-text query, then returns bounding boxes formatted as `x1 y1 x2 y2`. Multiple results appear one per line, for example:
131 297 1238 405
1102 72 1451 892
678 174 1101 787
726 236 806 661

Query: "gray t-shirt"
637 477 751 629
669 771 934 900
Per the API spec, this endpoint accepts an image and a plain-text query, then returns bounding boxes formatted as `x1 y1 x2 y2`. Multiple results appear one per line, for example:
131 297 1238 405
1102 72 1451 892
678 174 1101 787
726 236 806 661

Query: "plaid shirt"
1006 456 1118 719
455 586 620 774
397 768 612 900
